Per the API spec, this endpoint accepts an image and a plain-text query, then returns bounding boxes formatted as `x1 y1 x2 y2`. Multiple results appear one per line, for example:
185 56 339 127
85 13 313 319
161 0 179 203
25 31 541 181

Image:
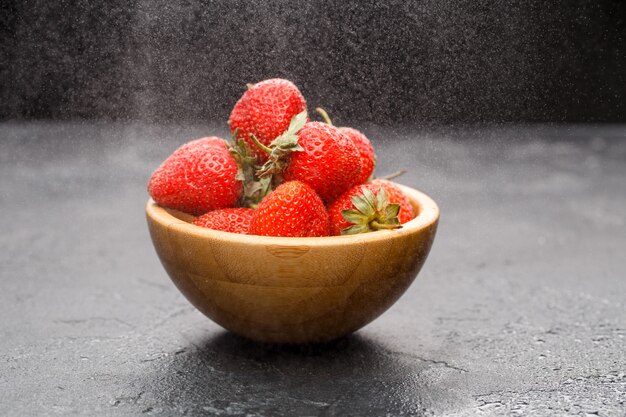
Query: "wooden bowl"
145 184 439 344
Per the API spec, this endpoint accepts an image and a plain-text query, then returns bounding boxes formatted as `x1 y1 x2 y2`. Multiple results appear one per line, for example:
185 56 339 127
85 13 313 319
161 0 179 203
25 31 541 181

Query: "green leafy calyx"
229 130 272 207
254 110 307 178
340 186 402 235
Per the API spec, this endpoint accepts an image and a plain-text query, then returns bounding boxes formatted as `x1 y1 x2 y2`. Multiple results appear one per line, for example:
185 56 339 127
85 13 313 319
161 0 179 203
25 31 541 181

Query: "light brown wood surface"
145 184 439 344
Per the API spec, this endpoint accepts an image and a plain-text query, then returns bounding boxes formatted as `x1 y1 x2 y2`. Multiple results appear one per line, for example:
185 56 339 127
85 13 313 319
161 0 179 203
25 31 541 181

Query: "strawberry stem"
249 134 272 155
370 220 402 230
315 108 333 126
377 169 407 181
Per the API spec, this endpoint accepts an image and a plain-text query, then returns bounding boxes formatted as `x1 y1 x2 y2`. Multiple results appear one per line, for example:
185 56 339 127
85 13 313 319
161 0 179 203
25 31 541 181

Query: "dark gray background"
1 123 625 415
2 0 625 125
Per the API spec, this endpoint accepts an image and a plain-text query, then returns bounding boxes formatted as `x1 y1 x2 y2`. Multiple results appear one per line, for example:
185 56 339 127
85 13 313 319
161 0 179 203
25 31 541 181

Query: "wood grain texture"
146 184 439 344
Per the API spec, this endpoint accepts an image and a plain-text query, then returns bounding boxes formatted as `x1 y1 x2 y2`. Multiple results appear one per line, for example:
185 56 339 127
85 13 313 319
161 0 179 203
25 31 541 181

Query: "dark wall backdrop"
1 0 625 124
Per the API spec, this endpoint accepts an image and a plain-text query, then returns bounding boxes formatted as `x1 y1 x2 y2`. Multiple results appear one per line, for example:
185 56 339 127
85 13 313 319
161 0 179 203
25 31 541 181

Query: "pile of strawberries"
148 79 415 237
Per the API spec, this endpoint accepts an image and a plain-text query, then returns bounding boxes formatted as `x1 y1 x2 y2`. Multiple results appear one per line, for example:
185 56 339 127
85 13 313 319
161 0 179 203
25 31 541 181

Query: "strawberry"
283 122 362 203
369 179 414 223
193 208 254 234
316 108 376 186
229 79 307 162
327 179 415 235
254 114 362 204
341 127 376 186
148 137 241 215
248 181 329 237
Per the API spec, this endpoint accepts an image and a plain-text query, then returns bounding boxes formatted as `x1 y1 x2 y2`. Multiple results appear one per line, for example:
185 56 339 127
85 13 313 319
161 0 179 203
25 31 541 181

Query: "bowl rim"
146 183 439 246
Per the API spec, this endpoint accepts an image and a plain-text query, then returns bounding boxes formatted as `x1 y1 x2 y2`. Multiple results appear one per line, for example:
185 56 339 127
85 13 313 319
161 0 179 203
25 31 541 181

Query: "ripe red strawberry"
283 122 361 203
229 79 307 162
369 179 414 223
316 108 376 186
148 137 241 215
340 127 376 185
328 179 415 235
255 115 362 204
193 208 254 234
248 181 329 237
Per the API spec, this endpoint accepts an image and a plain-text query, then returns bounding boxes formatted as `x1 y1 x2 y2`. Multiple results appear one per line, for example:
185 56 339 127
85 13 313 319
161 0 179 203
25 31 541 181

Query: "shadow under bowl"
146 184 439 344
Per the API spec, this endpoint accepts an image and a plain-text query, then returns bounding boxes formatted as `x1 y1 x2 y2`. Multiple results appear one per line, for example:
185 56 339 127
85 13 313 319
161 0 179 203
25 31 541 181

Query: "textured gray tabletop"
1 122 625 416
